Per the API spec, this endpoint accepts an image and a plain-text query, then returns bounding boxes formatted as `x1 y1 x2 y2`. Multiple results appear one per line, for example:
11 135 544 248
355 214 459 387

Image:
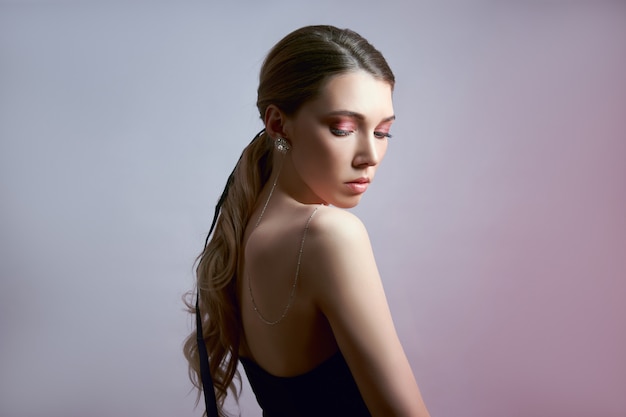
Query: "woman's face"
283 70 395 208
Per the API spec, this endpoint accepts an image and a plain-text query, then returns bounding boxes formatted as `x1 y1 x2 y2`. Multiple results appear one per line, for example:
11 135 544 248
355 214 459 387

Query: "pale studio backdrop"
0 1 625 417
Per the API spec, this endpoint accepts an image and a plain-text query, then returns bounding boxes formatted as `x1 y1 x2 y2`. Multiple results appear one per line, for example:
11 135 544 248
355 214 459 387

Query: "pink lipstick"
345 178 370 194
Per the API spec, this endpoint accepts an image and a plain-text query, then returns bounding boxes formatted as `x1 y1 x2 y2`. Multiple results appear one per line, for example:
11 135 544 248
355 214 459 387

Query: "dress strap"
196 292 219 417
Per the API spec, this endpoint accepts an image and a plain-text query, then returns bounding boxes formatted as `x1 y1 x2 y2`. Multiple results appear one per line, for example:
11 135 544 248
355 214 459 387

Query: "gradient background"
1 1 625 416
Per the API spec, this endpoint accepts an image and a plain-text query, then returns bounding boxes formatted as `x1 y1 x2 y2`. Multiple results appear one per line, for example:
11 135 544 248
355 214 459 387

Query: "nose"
353 132 381 167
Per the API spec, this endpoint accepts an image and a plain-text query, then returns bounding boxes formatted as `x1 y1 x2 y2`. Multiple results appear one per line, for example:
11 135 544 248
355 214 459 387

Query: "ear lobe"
264 105 289 139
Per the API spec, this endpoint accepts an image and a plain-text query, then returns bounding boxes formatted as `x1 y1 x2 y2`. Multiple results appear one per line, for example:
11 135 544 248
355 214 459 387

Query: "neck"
255 155 285 228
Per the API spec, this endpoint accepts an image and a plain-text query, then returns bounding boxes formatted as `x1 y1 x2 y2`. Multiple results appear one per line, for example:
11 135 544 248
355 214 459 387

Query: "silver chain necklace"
248 171 320 325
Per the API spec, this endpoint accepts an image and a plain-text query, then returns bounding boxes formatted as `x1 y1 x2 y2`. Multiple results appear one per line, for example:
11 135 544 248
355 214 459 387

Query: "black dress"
240 350 371 417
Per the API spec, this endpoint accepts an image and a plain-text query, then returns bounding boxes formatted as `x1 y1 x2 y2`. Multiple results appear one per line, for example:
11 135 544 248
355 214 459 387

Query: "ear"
264 104 290 139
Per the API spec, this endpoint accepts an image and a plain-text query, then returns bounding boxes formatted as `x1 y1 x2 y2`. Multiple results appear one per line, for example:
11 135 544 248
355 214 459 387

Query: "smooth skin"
239 71 430 416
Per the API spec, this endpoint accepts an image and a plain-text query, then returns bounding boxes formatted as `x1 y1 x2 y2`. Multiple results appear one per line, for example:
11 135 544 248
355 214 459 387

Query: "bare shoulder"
306 205 370 251
302 205 377 307
303 205 430 416
303 205 376 291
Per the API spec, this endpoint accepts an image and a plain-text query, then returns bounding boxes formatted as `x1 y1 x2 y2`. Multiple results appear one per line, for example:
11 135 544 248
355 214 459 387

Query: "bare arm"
305 207 430 417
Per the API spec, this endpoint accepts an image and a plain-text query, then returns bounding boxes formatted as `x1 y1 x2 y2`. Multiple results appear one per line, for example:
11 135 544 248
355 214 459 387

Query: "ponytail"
183 129 273 415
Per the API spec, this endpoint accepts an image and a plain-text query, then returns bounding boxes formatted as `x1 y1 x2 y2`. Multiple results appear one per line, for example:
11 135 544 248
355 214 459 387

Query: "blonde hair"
183 25 394 415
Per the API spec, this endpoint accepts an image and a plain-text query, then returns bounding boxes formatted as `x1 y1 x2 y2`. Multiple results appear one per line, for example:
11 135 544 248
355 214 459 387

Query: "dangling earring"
274 137 290 153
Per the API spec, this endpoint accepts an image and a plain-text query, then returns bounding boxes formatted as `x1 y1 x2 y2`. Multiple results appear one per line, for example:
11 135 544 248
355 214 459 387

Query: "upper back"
238 200 359 376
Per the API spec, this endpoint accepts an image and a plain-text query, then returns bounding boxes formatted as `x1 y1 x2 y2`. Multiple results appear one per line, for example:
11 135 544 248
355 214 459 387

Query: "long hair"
183 25 395 415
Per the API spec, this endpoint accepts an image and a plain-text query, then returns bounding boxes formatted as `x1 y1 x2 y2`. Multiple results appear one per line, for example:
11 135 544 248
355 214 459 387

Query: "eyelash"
330 128 352 136
330 129 392 139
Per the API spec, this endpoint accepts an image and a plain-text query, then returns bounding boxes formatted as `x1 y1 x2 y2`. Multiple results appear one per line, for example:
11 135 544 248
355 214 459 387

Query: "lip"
345 177 370 194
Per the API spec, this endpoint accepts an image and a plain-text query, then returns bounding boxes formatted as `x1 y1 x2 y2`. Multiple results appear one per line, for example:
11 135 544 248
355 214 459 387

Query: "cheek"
378 141 389 162
293 135 335 176
324 140 355 167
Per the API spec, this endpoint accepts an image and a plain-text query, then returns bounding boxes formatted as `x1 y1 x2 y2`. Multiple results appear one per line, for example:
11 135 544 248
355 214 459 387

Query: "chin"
333 196 363 209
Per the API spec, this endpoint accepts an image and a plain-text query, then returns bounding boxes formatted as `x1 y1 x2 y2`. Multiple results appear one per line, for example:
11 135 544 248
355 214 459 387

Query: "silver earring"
275 137 290 153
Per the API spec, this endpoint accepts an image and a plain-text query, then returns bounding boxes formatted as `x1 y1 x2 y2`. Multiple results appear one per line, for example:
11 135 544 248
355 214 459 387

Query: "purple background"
1 1 624 416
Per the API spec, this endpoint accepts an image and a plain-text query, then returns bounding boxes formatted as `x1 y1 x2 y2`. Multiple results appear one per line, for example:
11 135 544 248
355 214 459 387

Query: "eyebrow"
325 110 396 123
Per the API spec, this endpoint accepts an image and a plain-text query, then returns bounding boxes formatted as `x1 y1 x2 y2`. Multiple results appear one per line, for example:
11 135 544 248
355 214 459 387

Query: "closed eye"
374 131 393 139
330 128 353 137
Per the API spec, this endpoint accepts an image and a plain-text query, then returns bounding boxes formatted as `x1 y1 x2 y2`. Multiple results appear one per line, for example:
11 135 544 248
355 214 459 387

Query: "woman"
184 25 430 417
